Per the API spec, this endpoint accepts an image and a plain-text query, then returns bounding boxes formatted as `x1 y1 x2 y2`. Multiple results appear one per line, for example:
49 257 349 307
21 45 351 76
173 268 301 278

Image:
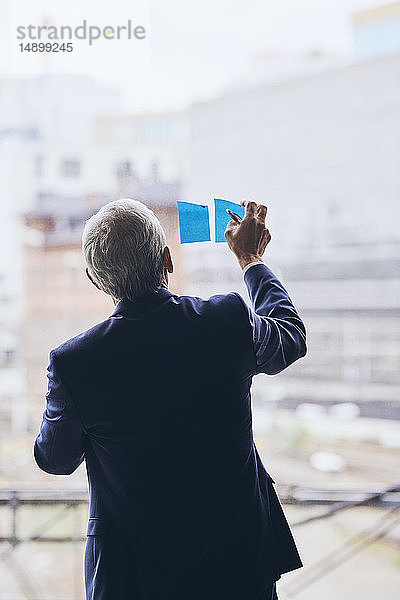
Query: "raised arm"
225 200 307 375
34 350 86 475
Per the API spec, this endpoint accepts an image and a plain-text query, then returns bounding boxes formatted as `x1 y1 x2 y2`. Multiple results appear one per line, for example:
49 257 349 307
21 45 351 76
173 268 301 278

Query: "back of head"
82 199 167 301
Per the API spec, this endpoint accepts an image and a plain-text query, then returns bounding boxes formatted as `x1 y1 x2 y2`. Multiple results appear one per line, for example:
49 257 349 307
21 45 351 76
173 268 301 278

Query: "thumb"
224 220 239 239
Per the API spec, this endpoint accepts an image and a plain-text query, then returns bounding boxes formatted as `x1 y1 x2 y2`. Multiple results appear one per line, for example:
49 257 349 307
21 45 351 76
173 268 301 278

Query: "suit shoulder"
178 292 250 337
208 290 248 314
51 317 114 361
177 290 246 315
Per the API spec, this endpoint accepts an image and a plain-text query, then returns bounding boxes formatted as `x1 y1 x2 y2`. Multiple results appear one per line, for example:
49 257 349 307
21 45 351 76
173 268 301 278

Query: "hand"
224 200 271 269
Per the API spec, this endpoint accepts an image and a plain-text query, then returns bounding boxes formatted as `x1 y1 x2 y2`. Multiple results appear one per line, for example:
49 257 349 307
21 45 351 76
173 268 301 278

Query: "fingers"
257 204 267 222
240 200 268 222
240 199 257 218
258 228 271 253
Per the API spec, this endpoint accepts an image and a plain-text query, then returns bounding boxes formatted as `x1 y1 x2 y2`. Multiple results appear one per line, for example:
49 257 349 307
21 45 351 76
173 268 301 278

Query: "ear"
85 268 102 291
163 246 174 274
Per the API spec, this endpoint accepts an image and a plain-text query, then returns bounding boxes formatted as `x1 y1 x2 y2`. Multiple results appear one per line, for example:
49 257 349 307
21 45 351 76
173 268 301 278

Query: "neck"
162 268 169 289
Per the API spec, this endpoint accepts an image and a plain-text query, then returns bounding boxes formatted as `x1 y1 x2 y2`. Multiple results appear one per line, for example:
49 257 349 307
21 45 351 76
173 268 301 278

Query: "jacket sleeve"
33 349 86 475
234 263 307 375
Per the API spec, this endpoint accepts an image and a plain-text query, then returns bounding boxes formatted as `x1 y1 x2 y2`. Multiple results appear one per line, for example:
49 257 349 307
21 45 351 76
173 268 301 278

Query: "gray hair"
82 199 167 301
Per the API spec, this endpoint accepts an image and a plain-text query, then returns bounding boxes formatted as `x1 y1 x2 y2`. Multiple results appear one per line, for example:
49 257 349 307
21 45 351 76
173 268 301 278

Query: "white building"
0 74 187 434
181 16 400 412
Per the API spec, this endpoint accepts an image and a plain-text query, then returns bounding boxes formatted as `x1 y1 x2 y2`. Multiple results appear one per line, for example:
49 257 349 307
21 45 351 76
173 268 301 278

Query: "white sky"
110 0 392 111
0 0 394 111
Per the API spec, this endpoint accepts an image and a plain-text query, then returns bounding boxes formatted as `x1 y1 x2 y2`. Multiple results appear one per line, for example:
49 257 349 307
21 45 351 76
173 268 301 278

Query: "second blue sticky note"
214 199 245 243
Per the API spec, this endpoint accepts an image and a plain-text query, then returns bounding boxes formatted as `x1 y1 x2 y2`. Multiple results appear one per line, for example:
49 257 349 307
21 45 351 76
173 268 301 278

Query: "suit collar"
111 286 175 317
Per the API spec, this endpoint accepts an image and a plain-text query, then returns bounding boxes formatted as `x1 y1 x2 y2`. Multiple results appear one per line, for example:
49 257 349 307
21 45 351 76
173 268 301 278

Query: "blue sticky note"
214 199 245 243
177 202 211 243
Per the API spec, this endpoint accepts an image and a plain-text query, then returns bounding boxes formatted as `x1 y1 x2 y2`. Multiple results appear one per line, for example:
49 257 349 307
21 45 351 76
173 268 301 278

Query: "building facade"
183 50 400 415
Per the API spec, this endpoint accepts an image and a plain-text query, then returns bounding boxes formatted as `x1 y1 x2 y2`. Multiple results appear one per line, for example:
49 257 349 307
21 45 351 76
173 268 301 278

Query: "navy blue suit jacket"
34 264 307 600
